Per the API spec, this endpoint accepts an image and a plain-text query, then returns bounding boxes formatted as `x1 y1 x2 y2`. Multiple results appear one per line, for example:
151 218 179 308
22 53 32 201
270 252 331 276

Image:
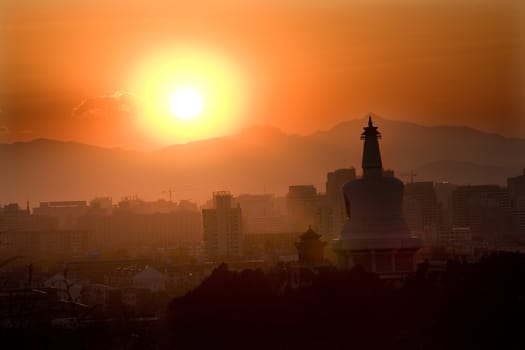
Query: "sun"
169 87 203 120
128 46 249 144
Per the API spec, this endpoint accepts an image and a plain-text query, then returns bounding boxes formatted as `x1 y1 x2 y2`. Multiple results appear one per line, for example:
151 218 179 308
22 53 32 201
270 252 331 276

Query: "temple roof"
300 226 321 241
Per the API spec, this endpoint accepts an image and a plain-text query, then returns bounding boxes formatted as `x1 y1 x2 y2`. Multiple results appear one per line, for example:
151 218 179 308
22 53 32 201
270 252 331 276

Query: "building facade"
451 185 511 241
403 181 442 237
508 170 525 238
326 168 357 235
202 191 243 260
33 201 89 229
236 194 289 234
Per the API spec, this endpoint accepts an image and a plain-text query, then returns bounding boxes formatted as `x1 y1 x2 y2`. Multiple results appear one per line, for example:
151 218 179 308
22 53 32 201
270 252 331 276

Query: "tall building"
326 168 357 235
508 170 525 238
434 182 458 227
202 191 243 261
451 185 511 241
333 117 421 276
236 194 289 234
286 185 321 232
403 181 442 237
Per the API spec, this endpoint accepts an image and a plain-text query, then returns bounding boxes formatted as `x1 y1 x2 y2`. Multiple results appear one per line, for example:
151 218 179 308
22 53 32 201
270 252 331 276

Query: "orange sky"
1 0 524 149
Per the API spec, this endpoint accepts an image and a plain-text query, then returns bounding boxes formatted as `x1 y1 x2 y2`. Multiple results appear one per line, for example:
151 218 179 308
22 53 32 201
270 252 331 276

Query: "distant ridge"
414 160 523 186
2 117 524 205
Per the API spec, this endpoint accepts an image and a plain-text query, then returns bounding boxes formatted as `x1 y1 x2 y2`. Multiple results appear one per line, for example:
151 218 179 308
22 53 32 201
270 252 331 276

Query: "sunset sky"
1 0 524 149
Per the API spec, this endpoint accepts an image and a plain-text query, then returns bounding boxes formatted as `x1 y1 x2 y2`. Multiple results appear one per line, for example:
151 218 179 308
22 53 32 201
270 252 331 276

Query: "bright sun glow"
128 46 249 144
169 88 203 120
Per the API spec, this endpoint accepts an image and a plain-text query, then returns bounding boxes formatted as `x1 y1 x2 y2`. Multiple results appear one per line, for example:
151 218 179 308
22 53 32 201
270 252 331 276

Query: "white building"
202 191 243 260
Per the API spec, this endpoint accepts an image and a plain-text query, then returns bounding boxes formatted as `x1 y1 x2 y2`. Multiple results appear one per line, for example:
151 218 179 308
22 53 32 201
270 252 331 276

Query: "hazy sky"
1 0 524 149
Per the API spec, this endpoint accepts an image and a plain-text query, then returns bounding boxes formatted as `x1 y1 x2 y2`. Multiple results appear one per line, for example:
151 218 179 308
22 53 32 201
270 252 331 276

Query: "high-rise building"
508 170 525 238
202 191 243 260
326 168 356 235
333 117 421 276
403 181 442 237
434 182 458 227
236 194 289 234
451 185 511 241
286 185 321 232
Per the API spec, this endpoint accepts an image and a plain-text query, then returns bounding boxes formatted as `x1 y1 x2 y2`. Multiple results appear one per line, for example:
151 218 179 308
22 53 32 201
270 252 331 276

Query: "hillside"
1 116 524 205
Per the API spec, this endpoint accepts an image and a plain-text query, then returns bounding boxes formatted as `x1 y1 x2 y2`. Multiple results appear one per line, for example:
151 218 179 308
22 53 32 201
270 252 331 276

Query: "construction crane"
162 188 176 202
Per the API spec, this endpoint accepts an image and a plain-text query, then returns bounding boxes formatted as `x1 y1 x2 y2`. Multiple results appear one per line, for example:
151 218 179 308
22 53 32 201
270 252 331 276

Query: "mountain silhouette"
1 116 524 205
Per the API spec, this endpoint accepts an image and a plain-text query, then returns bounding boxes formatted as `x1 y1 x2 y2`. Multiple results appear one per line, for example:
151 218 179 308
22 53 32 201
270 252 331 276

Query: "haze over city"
1 1 525 349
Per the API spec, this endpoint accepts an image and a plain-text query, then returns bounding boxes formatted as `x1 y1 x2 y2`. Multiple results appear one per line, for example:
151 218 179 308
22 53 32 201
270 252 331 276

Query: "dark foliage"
2 253 525 349
166 254 525 350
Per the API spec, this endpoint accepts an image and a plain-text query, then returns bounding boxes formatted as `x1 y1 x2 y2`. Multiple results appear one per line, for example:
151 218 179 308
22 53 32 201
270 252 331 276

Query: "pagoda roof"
300 226 321 241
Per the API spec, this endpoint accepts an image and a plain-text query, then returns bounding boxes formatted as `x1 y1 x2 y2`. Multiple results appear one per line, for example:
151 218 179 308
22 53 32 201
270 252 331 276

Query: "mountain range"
2 116 524 205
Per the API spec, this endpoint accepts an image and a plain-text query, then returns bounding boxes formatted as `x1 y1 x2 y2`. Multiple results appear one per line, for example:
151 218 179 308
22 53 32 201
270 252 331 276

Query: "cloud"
70 91 152 149
73 91 138 119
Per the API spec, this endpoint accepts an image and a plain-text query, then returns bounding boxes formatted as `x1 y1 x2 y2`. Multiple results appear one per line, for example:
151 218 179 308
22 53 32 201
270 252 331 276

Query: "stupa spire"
361 115 382 176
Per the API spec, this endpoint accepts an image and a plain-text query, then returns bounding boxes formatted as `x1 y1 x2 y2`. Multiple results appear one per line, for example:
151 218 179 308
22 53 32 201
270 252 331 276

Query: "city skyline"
4 117 523 259
2 117 523 280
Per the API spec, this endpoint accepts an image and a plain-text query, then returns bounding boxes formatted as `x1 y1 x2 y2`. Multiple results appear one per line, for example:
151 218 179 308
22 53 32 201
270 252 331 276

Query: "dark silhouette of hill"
1 117 524 204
